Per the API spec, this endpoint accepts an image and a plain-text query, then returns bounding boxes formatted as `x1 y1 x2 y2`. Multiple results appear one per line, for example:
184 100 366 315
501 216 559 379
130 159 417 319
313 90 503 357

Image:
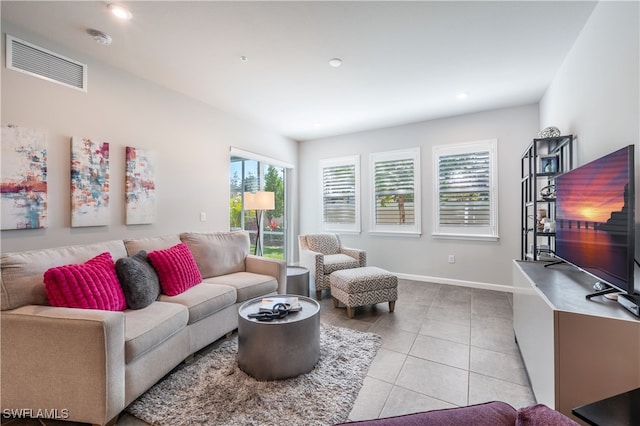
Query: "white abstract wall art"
1 125 48 230
125 147 156 225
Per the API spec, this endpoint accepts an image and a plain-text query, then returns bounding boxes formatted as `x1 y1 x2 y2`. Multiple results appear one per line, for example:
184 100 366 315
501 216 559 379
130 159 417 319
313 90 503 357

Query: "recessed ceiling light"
108 4 133 20
456 91 470 100
240 56 248 63
87 29 112 46
328 58 342 67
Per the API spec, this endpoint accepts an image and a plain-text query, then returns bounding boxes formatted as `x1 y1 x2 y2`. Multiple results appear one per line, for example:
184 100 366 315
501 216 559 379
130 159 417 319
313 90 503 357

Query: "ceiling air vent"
6 34 87 92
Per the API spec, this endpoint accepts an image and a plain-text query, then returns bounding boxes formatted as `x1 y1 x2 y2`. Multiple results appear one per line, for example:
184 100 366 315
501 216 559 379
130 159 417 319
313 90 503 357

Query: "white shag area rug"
126 323 382 426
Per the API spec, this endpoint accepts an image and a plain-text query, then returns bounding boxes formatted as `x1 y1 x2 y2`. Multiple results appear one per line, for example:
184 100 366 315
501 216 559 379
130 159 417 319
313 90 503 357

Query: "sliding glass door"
230 155 286 260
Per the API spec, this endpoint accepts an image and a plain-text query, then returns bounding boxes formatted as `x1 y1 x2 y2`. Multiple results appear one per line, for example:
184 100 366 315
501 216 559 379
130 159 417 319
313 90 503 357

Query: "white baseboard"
392 272 521 294
291 263 526 294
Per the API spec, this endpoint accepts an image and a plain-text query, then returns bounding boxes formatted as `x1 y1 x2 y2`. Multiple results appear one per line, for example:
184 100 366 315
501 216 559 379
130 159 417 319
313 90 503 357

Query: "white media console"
512 260 640 422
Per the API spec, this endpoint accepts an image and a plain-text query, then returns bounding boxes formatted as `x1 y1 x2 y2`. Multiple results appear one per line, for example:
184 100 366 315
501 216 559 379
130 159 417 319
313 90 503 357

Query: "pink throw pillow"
44 252 127 311
147 243 202 296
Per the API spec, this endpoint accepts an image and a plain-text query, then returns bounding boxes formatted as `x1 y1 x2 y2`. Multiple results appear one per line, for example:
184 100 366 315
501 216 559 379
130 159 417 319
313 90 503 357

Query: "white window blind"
320 156 360 232
433 140 498 241
439 151 490 225
370 148 421 235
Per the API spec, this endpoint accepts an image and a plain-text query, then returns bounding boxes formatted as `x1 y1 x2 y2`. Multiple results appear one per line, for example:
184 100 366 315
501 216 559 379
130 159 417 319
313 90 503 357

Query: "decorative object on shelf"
1 124 48 230
537 209 547 232
537 126 561 138
539 184 556 200
71 137 110 227
539 155 558 174
125 147 156 225
542 218 555 233
244 191 275 256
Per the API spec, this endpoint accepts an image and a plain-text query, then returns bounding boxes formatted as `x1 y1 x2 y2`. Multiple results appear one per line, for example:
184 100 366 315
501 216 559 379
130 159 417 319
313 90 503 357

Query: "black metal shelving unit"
521 135 573 261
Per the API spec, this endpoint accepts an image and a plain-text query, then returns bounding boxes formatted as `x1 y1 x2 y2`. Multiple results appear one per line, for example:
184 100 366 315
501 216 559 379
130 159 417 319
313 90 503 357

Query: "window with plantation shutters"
370 148 421 235
439 151 490 225
433 140 499 241
320 156 360 233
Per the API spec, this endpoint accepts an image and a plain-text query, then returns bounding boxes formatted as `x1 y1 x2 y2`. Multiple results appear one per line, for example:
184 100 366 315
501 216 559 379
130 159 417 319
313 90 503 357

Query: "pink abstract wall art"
71 137 110 227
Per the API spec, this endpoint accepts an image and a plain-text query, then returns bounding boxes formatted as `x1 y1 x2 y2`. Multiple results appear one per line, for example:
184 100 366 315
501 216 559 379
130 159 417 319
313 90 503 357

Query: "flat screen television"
554 145 635 295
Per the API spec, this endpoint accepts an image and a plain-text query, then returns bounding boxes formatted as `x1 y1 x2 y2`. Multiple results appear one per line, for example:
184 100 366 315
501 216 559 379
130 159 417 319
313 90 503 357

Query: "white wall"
540 0 640 262
300 1 639 289
540 1 639 163
0 23 298 253
299 105 539 288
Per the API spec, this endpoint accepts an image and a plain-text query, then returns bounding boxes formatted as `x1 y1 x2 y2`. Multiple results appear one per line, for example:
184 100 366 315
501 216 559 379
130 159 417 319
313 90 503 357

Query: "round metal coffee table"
237 295 320 381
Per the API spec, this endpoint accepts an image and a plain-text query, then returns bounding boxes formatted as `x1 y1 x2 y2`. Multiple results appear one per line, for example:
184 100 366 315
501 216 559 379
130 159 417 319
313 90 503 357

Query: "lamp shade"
244 191 275 210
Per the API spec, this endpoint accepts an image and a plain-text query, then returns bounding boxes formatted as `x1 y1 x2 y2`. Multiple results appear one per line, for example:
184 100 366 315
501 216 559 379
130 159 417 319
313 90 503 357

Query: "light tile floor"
322 279 536 421
1 279 536 425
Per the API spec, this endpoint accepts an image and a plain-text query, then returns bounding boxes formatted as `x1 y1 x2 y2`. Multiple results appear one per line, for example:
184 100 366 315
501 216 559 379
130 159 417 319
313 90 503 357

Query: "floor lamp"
244 191 275 256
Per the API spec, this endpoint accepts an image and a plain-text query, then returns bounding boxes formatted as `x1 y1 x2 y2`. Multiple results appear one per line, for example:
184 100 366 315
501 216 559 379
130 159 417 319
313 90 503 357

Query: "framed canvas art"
125 147 156 224
71 137 110 227
539 155 558 174
1 125 47 230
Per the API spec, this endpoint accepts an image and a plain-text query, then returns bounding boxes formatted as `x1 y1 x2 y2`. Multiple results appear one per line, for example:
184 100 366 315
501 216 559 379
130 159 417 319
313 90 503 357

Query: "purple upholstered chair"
335 401 580 426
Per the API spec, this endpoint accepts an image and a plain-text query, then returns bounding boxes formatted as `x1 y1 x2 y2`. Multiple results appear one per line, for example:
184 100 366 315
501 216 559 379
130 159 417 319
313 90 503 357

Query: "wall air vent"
6 34 87 92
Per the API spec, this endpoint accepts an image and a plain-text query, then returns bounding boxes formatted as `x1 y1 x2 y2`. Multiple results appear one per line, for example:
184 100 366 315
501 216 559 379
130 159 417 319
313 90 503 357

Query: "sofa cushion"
159 282 237 324
147 243 203 296
44 252 127 311
180 231 249 278
206 272 278 303
124 301 189 363
516 404 580 426
336 401 517 425
123 234 181 256
1 240 127 311
323 254 360 274
115 251 161 310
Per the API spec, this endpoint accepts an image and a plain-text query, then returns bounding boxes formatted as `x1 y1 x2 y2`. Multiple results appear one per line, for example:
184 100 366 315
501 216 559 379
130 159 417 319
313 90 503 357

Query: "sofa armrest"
246 255 287 294
1 305 125 425
341 247 367 267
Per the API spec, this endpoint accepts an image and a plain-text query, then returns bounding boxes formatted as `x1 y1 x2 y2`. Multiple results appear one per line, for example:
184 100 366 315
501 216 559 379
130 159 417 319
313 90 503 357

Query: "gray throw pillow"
115 250 161 309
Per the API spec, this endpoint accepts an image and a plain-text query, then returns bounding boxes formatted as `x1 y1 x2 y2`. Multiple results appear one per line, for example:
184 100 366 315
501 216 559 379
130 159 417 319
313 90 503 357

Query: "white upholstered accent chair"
298 233 366 300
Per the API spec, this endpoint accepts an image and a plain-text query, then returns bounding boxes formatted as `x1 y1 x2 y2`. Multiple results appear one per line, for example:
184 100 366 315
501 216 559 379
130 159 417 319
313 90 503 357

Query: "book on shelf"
259 297 302 312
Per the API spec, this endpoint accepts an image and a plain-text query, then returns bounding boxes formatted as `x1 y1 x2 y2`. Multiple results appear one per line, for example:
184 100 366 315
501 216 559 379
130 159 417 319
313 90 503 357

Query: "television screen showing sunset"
556 148 629 224
554 145 634 292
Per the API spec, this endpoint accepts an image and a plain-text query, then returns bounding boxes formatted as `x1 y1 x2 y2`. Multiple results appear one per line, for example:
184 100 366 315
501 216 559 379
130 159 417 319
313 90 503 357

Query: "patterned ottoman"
330 266 398 318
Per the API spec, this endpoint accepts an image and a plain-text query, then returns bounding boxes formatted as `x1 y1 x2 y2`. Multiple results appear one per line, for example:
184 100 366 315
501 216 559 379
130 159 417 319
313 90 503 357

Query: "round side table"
286 266 309 297
237 295 320 381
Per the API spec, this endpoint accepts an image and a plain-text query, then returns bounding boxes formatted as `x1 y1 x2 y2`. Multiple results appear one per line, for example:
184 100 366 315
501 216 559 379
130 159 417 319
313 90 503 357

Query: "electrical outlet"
200 212 206 222
448 255 455 264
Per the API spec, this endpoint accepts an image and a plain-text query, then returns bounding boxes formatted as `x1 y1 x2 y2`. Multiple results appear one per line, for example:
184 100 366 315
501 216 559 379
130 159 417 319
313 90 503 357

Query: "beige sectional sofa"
0 231 286 425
